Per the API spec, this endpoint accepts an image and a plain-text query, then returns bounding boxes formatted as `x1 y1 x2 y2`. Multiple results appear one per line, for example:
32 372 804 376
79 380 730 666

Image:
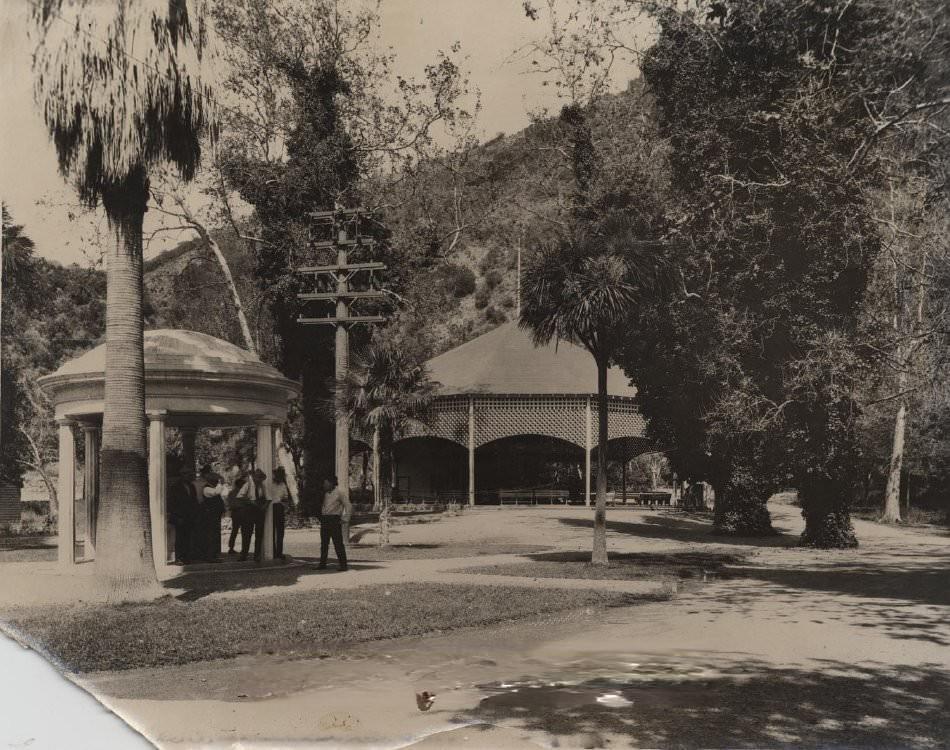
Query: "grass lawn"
4 583 649 673
456 551 746 581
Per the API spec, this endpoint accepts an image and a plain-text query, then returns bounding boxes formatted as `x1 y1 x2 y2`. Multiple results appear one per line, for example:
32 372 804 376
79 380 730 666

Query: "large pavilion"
394 322 656 505
38 330 300 572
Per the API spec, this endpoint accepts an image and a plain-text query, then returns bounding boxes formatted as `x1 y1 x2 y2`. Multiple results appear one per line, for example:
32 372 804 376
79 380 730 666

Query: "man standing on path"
271 466 291 562
318 476 350 571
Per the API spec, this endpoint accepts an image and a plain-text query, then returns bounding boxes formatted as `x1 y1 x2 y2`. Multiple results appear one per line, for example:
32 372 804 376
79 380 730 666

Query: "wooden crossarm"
298 315 386 326
297 290 387 301
296 261 385 274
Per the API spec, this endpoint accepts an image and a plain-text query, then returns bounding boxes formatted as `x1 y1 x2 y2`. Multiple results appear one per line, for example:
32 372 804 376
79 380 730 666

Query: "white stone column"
257 420 277 560
80 424 99 560
584 396 592 507
56 419 77 567
147 411 169 571
468 396 475 506
274 424 299 506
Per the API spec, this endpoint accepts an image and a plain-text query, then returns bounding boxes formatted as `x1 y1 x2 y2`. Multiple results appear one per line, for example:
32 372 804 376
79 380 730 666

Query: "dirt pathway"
77 503 949 749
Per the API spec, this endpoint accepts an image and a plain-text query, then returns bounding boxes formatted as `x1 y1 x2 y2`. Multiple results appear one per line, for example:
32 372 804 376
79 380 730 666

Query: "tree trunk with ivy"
712 450 775 536
799 478 858 548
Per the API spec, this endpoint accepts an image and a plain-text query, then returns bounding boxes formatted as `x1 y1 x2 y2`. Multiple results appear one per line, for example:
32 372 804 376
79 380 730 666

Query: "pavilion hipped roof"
426 321 637 398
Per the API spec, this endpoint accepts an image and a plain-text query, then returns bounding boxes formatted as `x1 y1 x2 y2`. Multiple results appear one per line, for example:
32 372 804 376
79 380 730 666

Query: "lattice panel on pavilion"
472 395 587 447
402 395 469 446
595 400 649 444
401 395 649 450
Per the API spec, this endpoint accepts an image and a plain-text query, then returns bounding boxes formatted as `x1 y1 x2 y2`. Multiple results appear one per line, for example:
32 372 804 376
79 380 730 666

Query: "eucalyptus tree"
32 0 217 597
638 0 950 547
212 0 472 511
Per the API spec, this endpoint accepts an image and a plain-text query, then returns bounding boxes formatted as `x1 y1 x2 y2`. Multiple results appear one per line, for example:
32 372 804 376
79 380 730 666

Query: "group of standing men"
167 461 291 564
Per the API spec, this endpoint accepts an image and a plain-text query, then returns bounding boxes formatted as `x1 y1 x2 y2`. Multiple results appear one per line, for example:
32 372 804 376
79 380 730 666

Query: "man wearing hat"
234 468 270 561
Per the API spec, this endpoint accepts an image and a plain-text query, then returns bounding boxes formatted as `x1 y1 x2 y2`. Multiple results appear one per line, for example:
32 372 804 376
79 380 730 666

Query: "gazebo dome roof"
426 321 636 398
39 329 300 428
52 329 271 379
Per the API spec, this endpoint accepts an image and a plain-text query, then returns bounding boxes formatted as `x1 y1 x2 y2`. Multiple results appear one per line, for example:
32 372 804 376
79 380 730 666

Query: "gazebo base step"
165 557 298 574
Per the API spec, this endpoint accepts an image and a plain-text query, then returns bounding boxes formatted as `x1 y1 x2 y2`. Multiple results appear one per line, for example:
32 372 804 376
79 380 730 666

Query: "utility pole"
297 208 386 511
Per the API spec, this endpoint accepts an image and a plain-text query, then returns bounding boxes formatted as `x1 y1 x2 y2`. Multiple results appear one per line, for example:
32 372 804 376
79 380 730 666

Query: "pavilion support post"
257 420 277 560
56 419 77 567
468 396 475 506
147 411 169 571
584 396 592 507
80 424 100 560
179 427 197 473
621 458 627 505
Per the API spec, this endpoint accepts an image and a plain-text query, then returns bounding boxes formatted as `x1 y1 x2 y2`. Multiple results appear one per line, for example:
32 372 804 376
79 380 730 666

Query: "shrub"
484 305 506 325
484 269 503 290
436 263 476 298
474 285 491 309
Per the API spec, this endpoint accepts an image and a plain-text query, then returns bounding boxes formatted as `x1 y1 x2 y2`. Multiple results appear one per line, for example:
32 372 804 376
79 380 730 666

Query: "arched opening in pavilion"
38 330 300 574
392 436 468 502
475 435 584 504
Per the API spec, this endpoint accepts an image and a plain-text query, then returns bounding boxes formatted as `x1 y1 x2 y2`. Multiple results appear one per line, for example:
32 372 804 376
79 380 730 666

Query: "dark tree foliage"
1 206 113 488
633 0 946 545
221 62 377 513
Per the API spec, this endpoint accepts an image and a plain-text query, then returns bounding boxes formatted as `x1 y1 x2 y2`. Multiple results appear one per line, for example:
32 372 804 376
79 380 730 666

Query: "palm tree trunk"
592 357 609 565
95 203 159 600
379 445 395 547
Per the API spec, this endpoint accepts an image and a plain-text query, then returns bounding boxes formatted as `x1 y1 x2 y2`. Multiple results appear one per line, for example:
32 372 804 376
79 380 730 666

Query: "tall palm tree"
336 340 437 546
32 0 216 599
521 237 641 565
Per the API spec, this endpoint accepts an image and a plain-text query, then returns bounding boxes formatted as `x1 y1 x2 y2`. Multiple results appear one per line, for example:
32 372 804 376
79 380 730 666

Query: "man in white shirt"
235 468 269 561
318 476 350 571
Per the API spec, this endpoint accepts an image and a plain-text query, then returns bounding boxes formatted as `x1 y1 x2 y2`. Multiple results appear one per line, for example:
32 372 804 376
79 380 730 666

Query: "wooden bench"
499 489 571 505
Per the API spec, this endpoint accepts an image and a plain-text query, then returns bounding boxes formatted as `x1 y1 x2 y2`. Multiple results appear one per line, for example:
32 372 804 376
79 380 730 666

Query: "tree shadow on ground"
704 558 950 647
528 550 746 567
558 514 801 548
458 657 950 748
166 561 383 602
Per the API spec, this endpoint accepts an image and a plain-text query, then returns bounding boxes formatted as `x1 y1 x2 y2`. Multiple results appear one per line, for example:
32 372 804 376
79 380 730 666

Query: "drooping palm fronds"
520 239 638 359
30 1 219 599
32 0 217 215
337 340 439 445
335 339 437 543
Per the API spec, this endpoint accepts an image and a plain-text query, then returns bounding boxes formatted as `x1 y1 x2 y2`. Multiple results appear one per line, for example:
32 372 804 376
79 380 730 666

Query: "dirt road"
82 503 949 748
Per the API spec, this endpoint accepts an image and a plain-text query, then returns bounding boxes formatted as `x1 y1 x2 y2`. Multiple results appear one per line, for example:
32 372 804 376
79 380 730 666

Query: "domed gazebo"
396 322 654 505
38 330 300 571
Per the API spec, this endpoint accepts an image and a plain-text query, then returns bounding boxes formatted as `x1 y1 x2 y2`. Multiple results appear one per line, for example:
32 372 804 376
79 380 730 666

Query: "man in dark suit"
167 467 198 564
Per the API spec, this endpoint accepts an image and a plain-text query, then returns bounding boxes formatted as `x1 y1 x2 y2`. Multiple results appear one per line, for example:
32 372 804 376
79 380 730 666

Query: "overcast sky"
0 0 646 266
